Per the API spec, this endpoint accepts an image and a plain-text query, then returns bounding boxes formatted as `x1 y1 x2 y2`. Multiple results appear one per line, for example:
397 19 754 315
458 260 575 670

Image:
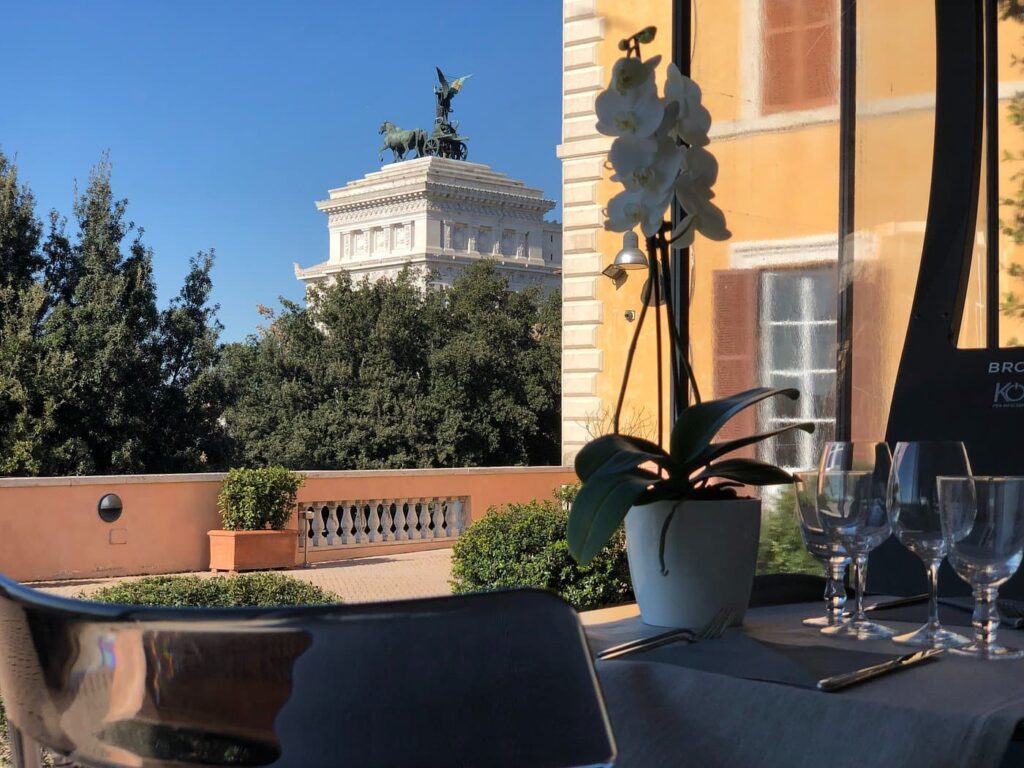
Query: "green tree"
0 152 46 474
220 263 562 469
37 158 163 473
151 250 232 470
426 263 560 466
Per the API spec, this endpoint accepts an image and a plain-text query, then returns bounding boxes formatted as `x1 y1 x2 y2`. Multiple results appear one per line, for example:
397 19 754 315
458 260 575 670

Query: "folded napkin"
633 631 902 690
868 597 1024 629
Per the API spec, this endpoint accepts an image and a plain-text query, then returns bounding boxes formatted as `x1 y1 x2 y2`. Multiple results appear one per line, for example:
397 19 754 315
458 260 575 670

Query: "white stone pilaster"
560 0 605 466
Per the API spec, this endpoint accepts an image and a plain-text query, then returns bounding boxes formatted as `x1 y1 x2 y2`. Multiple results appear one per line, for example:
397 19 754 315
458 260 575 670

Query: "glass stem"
926 559 941 632
853 553 868 622
972 584 1000 652
825 558 848 626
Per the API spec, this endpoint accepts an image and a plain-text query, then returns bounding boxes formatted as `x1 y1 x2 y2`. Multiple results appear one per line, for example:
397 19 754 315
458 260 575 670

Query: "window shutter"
713 269 760 456
849 270 885 441
762 0 838 114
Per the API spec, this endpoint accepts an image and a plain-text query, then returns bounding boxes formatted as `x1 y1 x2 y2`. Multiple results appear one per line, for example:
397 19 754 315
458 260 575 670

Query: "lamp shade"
613 232 648 270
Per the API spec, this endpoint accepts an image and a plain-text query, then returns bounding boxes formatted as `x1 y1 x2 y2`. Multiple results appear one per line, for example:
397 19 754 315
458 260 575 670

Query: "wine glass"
793 472 850 628
886 441 971 648
817 441 894 640
937 476 1024 660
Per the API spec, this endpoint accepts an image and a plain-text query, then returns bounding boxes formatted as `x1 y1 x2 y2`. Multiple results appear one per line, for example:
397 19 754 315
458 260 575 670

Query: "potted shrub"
209 467 304 573
567 28 814 628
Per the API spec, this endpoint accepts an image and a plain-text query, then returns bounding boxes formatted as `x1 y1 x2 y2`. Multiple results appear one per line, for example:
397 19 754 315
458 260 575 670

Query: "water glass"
938 476 1024 660
793 472 850 628
817 441 895 640
886 441 971 649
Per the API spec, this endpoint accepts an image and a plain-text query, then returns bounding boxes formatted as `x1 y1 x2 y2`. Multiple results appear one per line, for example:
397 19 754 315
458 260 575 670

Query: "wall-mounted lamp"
97 493 122 523
624 310 636 322
602 232 649 281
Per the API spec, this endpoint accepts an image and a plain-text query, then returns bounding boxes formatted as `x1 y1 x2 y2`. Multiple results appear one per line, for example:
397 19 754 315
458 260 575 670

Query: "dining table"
581 599 1024 768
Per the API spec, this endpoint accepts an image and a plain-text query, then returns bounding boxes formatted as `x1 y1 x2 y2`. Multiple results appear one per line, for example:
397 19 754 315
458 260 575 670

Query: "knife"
816 648 943 692
862 594 929 612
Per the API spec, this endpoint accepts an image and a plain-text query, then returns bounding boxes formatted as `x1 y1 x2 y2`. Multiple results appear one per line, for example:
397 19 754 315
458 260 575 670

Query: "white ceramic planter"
624 498 762 628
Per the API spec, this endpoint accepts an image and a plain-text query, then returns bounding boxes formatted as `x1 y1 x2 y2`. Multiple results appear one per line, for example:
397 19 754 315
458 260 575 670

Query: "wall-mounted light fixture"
602 232 648 281
624 310 636 322
97 493 123 523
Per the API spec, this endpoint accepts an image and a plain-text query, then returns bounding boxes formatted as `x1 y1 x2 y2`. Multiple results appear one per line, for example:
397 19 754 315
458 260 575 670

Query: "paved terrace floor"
34 548 455 603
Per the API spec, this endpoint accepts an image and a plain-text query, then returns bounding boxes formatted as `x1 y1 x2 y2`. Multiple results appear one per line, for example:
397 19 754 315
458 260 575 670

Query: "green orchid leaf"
575 433 670 482
567 471 653 564
692 422 815 468
669 387 800 467
694 457 796 487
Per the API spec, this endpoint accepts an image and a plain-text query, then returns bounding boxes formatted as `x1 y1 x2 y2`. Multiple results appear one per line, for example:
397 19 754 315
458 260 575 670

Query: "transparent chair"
0 577 615 768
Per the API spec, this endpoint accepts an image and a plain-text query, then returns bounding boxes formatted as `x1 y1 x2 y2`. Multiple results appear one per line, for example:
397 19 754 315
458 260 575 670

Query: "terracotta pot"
624 498 761 628
208 529 298 573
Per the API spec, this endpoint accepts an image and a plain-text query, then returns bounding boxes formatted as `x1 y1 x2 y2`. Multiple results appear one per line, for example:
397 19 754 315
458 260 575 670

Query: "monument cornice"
318 184 554 220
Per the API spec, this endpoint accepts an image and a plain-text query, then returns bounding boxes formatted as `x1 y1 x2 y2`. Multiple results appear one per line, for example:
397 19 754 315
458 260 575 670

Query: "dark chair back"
0 577 615 768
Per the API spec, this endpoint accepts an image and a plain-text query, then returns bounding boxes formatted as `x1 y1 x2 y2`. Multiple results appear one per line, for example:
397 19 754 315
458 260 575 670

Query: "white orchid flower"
609 134 683 197
664 63 711 147
672 182 731 244
611 55 661 98
679 146 719 189
595 87 664 138
606 188 673 238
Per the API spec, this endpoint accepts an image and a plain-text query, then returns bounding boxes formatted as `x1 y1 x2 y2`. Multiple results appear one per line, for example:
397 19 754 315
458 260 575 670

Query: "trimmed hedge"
85 572 337 608
218 466 303 531
450 498 633 611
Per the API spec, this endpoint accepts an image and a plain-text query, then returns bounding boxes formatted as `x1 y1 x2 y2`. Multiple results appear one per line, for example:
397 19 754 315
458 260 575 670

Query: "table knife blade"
863 594 929 612
816 648 943 692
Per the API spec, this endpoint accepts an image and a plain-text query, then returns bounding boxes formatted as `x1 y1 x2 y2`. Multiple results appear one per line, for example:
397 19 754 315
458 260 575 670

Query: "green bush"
217 466 303 531
756 486 823 577
85 573 337 607
450 497 633 611
0 699 9 767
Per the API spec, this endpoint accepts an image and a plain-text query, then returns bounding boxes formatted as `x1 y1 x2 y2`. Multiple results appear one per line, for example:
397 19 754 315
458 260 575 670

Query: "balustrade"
300 496 467 552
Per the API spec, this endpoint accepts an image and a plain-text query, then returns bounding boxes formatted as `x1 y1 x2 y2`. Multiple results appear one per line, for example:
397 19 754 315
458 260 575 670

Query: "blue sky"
1 1 562 341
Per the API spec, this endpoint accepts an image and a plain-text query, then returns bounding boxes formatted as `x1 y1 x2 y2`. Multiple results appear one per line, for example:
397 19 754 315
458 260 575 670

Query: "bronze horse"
378 121 427 162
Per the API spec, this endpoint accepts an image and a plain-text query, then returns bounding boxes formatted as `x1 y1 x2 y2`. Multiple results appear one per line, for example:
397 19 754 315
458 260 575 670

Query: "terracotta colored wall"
0 467 576 583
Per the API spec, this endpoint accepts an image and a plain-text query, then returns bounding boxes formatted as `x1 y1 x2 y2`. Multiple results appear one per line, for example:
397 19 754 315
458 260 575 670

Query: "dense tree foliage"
0 153 561 475
0 153 228 475
219 263 561 469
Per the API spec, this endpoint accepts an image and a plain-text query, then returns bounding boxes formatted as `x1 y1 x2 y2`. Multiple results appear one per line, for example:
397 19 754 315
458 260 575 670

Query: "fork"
596 608 733 661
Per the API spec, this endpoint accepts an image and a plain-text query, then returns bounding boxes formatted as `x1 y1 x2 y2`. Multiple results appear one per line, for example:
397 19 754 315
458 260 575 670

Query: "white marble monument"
294 157 562 292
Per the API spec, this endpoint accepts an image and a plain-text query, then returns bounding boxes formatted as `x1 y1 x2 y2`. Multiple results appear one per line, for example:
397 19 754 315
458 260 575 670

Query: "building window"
712 264 836 472
762 0 838 114
758 267 837 472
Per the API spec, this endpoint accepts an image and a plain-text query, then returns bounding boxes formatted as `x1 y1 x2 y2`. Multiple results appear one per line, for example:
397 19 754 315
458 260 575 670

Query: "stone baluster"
324 504 338 546
363 503 373 542
430 498 443 539
393 502 406 541
415 500 429 540
439 498 451 538
449 499 465 537
367 502 380 543
377 501 389 542
339 504 352 545
350 503 363 544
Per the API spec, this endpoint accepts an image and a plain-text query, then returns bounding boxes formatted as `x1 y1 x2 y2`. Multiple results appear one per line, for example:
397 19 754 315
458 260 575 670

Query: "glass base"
803 613 846 628
892 623 969 649
950 642 1024 660
821 619 895 640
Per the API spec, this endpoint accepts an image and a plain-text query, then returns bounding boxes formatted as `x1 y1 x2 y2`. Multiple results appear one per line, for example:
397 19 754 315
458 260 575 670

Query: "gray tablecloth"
584 602 1024 768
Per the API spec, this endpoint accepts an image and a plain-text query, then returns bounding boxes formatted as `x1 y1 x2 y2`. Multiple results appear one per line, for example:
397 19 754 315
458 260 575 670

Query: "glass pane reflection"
692 0 839 473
